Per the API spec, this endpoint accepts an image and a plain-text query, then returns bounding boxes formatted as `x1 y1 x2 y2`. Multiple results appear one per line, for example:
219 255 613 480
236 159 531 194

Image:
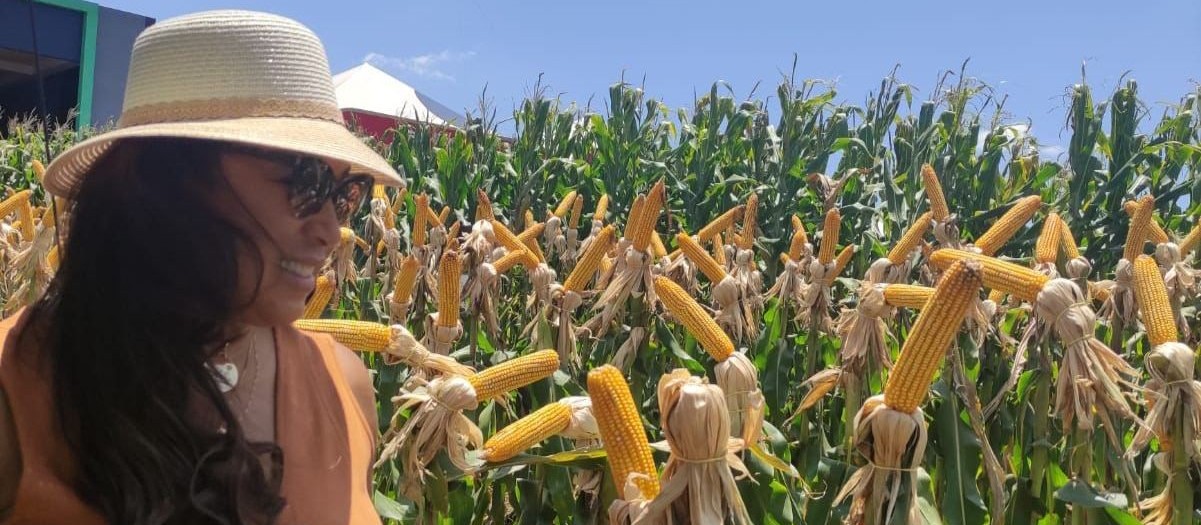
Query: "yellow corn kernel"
1124 196 1156 261
482 401 573 462
0 190 31 221
629 180 665 252
491 219 528 253
817 208 841 265
493 248 538 274
739 193 758 249
787 230 807 262
883 284 935 310
587 365 660 499
302 272 336 319
712 232 727 266
654 276 734 362
1035 213 1063 264
393 255 420 304
1180 220 1201 257
988 288 1006 305
1058 218 1082 259
294 318 391 352
826 245 856 284
413 194 429 246
517 223 547 262
676 232 727 283
554 190 578 218
476 189 495 221
974 195 1042 256
569 195 585 229
921 164 950 221
625 195 645 243
469 349 560 401
886 211 932 266
883 259 982 413
564 226 616 292
1090 281 1111 303
1133 254 1177 346
594 194 610 222
599 255 614 276
928 249 1049 302
437 251 462 326
1123 200 1169 245
697 205 743 242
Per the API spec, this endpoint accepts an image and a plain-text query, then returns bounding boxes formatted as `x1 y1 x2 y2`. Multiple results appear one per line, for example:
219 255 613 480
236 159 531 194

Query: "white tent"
332 62 464 130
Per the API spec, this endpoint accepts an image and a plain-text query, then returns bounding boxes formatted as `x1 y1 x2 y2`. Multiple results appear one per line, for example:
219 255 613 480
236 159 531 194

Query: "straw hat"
42 9 404 197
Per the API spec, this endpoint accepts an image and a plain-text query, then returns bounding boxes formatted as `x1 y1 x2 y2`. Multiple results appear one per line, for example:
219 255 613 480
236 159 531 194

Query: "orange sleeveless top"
0 309 381 524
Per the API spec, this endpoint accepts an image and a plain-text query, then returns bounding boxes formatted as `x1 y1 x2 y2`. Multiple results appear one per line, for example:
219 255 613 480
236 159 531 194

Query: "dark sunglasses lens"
333 177 372 222
288 159 335 217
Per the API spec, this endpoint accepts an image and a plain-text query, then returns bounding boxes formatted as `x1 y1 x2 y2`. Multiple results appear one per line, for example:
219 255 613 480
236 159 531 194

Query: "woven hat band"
118 97 345 127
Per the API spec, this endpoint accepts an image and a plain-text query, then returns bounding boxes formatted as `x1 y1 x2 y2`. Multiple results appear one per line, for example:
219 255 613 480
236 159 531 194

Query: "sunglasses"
227 144 374 223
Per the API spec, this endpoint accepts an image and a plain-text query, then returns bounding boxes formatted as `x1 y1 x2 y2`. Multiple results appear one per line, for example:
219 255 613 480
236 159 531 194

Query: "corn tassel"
587 365 660 499
437 251 462 327
929 249 1049 302
883 284 935 310
564 225 615 292
1133 254 1177 346
654 276 735 362
468 349 560 401
482 401 573 462
883 259 982 413
1035 213 1063 264
697 205 743 242
974 195 1041 256
1124 195 1156 261
554 191 578 218
676 232 727 283
887 211 932 266
921 164 949 221
817 208 841 265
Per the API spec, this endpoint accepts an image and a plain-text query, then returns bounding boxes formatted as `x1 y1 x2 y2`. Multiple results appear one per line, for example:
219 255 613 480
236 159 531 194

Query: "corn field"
3 68 1201 524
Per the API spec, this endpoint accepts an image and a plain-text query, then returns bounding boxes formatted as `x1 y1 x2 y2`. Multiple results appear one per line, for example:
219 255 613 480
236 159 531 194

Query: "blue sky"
104 0 1199 156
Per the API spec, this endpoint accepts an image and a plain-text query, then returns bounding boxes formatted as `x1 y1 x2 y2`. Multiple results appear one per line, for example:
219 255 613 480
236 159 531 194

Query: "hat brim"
42 116 404 197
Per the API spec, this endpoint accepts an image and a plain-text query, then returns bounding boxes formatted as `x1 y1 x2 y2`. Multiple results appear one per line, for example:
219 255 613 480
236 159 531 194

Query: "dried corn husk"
378 375 484 499
836 395 927 525
585 239 656 337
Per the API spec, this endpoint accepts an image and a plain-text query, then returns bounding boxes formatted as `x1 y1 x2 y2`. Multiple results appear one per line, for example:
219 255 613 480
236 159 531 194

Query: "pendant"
207 361 239 393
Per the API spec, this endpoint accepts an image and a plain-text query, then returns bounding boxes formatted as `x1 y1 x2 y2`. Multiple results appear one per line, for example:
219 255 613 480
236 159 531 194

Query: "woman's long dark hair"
17 138 285 524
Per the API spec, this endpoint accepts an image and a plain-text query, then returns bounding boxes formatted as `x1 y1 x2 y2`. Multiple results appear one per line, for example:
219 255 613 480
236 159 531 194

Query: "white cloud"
364 50 477 82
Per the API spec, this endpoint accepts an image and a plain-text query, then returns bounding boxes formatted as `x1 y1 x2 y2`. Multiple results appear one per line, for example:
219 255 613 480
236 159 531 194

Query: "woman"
0 10 401 524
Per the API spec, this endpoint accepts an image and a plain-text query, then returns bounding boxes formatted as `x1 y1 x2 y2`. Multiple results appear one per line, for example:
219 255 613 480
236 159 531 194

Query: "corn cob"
493 248 537 274
372 185 388 201
791 213 803 233
517 223 547 262
883 259 982 413
490 220 534 267
302 272 335 319
1180 220 1201 256
826 245 856 285
1123 199 1169 244
1058 218 1082 259
1124 195 1156 261
294 319 391 351
988 288 1006 305
921 164 950 221
1035 213 1063 264
393 255 420 303
712 233 727 266
482 401 573 462
654 276 735 362
625 195 645 242
817 208 841 265
599 255 614 276
46 245 59 269
676 232 727 283
629 181 665 252
739 193 758 249
447 220 461 241
1132 254 1177 346
554 191 578 218
525 209 536 229
569 195 584 229
650 231 668 258
886 211 932 265
788 230 808 262
437 205 451 225
587 365 660 499
31 159 45 181
413 194 429 246
437 251 462 326
594 194 609 221
697 205 743 242
974 195 1041 256
475 189 495 221
469 349 560 401
17 200 34 239
928 249 1049 302
0 190 31 219
564 226 616 292
883 284 935 310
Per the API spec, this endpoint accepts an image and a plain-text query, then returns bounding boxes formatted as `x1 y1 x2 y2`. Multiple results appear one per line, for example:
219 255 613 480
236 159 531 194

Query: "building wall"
92 6 152 127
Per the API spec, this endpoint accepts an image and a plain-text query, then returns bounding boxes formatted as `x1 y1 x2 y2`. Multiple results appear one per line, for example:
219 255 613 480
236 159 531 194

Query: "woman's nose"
306 200 341 251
